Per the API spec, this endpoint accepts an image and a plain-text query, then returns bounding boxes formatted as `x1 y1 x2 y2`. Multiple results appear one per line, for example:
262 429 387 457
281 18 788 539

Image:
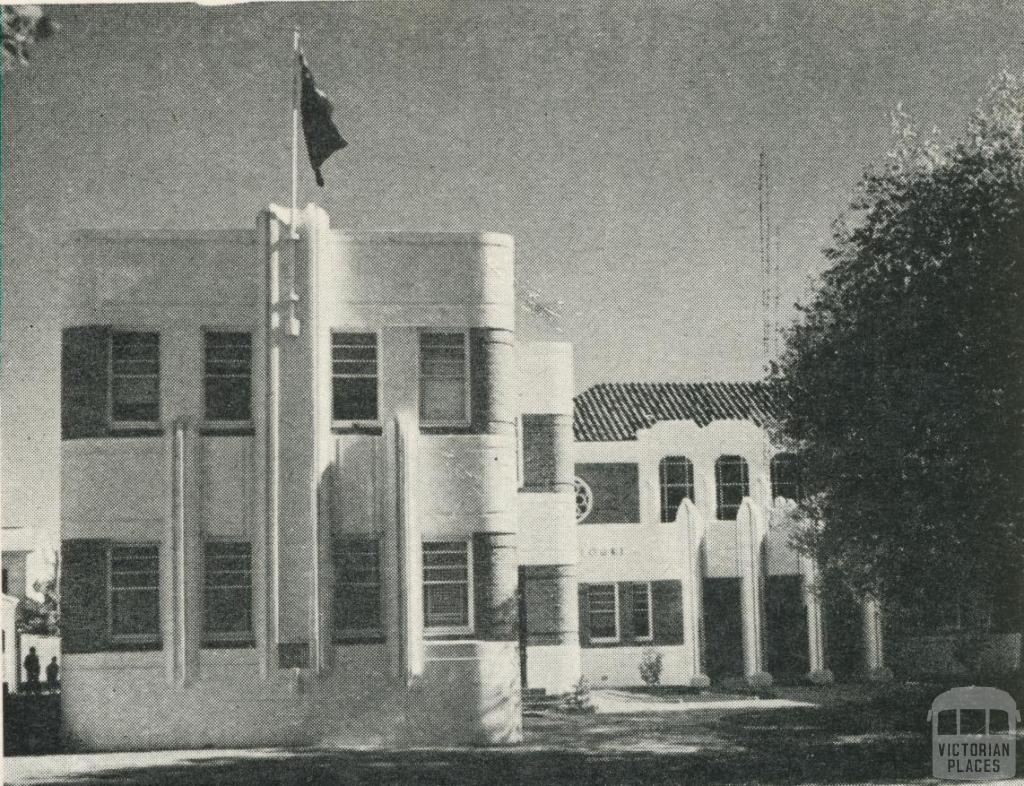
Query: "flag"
299 54 347 187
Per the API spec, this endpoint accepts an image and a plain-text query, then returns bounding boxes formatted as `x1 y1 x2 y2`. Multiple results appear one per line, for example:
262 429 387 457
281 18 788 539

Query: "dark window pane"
589 584 617 639
111 332 160 423
424 584 468 627
204 333 252 421
715 455 750 520
333 377 378 421
111 589 160 636
419 333 466 422
334 539 381 633
422 541 469 628
990 709 1010 734
204 541 251 638
109 543 161 640
937 709 957 735
660 456 694 522
205 378 252 421
633 584 651 638
332 333 378 421
960 709 987 735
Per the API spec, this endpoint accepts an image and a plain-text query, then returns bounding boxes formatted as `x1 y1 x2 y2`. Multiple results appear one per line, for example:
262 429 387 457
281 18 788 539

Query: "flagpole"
290 26 300 240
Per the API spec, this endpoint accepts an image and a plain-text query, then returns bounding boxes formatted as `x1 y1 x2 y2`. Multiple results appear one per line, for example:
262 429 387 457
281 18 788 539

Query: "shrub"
639 649 664 686
561 676 596 713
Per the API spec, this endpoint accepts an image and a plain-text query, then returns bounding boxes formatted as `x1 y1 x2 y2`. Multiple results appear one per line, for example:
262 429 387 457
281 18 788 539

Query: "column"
800 555 833 684
474 532 519 640
164 422 186 685
394 414 424 684
517 341 579 694
863 596 893 681
469 328 519 637
738 500 772 687
273 216 319 671
255 208 281 676
677 499 710 687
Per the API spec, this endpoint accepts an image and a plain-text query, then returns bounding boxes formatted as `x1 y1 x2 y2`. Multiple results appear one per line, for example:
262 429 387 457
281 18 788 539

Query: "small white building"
2 525 47 692
571 382 878 688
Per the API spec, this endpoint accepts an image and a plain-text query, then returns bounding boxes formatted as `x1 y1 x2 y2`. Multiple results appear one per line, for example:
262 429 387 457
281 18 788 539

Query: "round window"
574 477 593 523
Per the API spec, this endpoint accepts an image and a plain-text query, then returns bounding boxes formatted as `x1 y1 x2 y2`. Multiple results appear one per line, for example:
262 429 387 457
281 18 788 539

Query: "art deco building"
58 205 579 750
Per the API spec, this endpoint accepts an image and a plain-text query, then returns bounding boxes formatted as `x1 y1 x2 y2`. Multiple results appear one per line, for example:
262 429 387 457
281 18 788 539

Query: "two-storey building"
58 205 579 750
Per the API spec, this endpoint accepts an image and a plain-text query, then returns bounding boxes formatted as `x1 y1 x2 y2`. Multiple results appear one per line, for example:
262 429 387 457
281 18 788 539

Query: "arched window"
770 453 801 501
659 456 694 522
715 455 749 520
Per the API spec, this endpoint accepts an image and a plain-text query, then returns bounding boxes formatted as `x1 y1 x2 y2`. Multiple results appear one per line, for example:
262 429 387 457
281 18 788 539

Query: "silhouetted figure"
45 657 59 691
23 647 40 693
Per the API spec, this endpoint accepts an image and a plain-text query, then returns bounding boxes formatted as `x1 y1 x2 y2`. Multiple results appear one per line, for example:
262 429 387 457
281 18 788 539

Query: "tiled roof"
573 382 780 442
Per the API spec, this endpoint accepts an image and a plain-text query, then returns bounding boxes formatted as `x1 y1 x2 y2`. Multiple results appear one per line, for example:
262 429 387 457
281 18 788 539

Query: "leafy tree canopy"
771 73 1024 629
2 5 56 71
16 552 59 636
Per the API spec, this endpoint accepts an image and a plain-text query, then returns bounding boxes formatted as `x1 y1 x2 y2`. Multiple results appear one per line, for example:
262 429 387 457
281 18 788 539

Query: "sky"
3 0 1024 539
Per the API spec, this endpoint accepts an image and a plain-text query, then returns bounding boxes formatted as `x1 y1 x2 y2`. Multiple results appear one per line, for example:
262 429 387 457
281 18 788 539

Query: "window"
333 538 381 636
574 463 641 524
204 541 252 642
109 544 160 641
419 332 468 423
332 333 378 422
111 331 160 423
659 456 695 522
770 453 801 501
588 584 618 641
204 332 252 422
990 709 1010 734
423 541 471 632
937 709 958 736
715 455 750 520
632 583 652 640
1 568 7 595
575 477 594 523
960 709 987 736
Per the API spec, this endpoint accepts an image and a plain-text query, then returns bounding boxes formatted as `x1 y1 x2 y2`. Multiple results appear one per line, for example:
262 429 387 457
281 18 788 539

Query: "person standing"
45 656 59 691
23 646 40 693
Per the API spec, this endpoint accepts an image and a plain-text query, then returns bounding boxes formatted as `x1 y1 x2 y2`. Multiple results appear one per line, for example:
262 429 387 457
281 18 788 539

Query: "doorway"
765 575 809 681
702 577 744 680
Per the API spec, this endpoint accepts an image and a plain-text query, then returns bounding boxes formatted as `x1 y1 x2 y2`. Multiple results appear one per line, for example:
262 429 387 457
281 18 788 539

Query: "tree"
770 73 1024 633
2 5 56 71
16 551 59 636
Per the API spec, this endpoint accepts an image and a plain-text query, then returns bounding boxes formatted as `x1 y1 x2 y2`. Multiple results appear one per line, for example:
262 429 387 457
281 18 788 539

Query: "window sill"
334 633 386 645
107 639 162 651
202 638 256 649
424 627 474 639
331 422 383 436
419 419 472 435
111 420 161 431
63 428 165 440
198 423 255 437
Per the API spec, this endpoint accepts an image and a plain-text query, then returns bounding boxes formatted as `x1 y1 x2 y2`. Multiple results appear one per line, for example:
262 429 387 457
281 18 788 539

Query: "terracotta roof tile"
573 381 779 441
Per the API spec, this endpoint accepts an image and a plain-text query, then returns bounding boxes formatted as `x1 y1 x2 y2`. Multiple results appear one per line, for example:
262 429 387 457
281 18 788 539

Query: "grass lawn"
5 683 1017 785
